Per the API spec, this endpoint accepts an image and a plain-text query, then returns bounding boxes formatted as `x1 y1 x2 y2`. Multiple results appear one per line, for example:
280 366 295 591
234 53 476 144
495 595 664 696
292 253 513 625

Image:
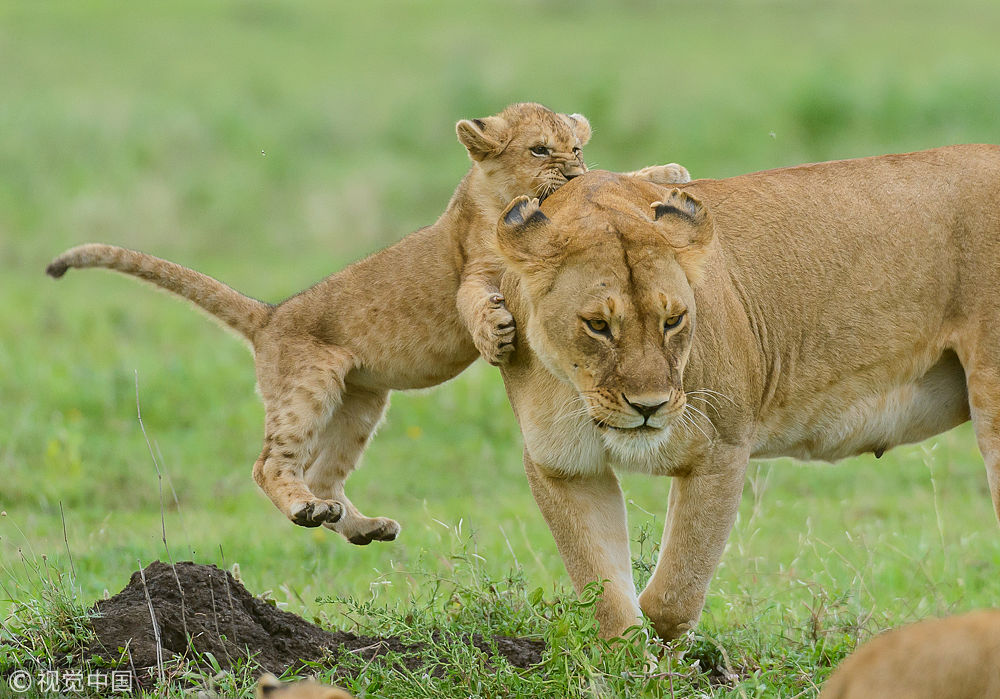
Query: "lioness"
256 673 354 699
46 102 690 545
819 610 1000 698
492 144 1000 640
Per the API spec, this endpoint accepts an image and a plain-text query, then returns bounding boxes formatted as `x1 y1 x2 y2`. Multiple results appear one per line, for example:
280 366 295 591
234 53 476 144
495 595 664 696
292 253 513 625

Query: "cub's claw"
289 499 343 528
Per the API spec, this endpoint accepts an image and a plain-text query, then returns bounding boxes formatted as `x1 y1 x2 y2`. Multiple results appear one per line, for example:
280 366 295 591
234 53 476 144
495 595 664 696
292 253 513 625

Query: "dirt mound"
87 561 544 685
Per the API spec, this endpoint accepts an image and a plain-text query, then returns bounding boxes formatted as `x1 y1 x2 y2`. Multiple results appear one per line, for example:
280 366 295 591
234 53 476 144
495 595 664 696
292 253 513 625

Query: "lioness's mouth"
594 421 662 434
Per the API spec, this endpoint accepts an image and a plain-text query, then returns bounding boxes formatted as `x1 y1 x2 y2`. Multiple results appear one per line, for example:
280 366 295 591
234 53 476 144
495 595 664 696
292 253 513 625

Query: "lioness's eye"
585 318 611 336
664 312 685 331
530 145 549 157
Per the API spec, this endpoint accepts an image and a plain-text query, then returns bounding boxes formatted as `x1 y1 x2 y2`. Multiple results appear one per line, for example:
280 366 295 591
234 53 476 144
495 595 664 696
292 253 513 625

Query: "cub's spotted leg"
457 268 515 366
627 163 692 185
638 451 748 640
304 387 401 545
523 451 642 638
252 341 354 528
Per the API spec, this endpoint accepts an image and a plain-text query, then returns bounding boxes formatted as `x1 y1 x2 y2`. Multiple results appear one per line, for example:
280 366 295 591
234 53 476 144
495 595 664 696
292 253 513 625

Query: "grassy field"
2 0 1000 696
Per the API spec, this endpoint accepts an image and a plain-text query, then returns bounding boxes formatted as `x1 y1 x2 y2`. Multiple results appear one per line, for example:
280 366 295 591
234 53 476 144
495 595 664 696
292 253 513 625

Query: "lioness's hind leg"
961 357 1000 522
253 342 354 528
305 387 401 545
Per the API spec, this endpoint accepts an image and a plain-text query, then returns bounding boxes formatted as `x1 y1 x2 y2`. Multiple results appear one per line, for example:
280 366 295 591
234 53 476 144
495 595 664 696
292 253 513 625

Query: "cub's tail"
46 244 273 342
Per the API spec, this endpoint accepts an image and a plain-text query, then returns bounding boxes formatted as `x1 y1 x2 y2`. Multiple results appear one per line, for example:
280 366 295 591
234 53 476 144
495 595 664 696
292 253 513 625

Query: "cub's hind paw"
634 163 691 185
334 517 401 546
473 293 516 366
289 499 343 528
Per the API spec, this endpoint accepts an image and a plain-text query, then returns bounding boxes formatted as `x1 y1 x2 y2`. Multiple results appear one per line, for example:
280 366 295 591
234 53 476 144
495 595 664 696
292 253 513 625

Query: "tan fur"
819 610 1000 698
255 673 354 699
46 102 690 544
493 145 1000 639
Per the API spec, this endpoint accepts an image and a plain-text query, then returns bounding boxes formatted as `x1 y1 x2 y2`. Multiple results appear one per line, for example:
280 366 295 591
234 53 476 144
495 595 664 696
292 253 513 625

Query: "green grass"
3 0 1000 695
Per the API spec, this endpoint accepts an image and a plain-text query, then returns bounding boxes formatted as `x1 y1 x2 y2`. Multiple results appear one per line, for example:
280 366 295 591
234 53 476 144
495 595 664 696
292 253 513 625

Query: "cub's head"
256 674 354 699
496 171 714 460
456 102 591 207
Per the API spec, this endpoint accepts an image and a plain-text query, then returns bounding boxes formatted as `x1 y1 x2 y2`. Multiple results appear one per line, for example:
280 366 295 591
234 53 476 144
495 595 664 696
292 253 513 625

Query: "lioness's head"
457 102 591 206
497 171 714 460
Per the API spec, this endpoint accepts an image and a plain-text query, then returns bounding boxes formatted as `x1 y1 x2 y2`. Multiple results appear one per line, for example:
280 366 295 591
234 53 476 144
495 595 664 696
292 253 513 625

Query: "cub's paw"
289 499 343 528
633 163 691 185
473 293 516 366
328 515 401 545
347 517 401 546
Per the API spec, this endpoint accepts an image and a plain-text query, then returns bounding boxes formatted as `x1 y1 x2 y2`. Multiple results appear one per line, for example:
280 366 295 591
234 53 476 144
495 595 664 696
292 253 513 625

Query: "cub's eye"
584 318 612 337
664 312 686 331
530 145 550 157
572 146 582 156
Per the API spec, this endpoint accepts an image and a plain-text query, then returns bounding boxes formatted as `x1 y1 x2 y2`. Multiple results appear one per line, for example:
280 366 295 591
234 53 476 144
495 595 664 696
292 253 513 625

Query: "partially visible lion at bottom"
819 610 1000 698
255 673 354 699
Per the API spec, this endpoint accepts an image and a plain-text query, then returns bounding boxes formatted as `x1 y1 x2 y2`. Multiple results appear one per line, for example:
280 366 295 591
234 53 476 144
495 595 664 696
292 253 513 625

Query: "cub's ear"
560 113 592 146
456 116 506 161
496 196 561 273
651 189 714 282
256 673 282 697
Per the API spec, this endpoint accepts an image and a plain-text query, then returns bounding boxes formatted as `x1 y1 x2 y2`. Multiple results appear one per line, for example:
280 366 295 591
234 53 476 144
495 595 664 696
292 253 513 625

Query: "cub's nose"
623 395 670 420
563 164 587 180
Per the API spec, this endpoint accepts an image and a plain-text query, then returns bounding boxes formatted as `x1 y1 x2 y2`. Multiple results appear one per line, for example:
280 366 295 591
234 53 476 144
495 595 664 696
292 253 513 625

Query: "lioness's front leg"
638 452 748 640
523 451 642 638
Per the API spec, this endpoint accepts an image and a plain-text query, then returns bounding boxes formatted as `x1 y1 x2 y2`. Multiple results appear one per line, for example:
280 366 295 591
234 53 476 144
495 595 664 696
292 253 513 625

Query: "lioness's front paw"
634 163 691 185
473 293 516 365
289 499 343 528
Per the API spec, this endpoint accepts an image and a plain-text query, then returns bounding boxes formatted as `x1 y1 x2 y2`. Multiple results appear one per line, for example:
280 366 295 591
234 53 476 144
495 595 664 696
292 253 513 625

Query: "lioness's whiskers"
681 406 712 441
552 405 593 427
686 392 723 414
685 403 718 436
690 388 738 406
677 411 699 441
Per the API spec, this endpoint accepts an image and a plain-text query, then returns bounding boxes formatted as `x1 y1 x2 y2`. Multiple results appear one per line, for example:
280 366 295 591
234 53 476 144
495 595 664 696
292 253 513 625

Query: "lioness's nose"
624 395 669 419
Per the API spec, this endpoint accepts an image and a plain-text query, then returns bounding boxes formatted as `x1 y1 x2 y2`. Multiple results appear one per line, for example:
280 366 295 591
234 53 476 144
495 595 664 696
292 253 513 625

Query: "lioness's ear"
561 113 592 146
651 189 714 282
496 196 561 273
456 116 505 161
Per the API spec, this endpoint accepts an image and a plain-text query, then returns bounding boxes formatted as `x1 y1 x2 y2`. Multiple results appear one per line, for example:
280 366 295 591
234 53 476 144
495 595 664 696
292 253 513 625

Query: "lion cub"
819 610 1000 698
47 103 690 544
255 674 353 699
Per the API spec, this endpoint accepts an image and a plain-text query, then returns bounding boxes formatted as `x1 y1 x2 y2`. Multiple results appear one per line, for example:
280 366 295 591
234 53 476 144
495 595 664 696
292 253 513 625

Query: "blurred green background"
2 0 999 658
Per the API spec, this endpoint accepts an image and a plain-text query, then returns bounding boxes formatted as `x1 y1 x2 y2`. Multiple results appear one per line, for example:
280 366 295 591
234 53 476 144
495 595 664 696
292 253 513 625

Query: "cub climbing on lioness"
47 102 691 545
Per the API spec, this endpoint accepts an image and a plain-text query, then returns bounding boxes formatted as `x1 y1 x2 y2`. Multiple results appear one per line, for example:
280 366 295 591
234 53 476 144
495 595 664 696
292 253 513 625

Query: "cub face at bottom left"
255 673 355 699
